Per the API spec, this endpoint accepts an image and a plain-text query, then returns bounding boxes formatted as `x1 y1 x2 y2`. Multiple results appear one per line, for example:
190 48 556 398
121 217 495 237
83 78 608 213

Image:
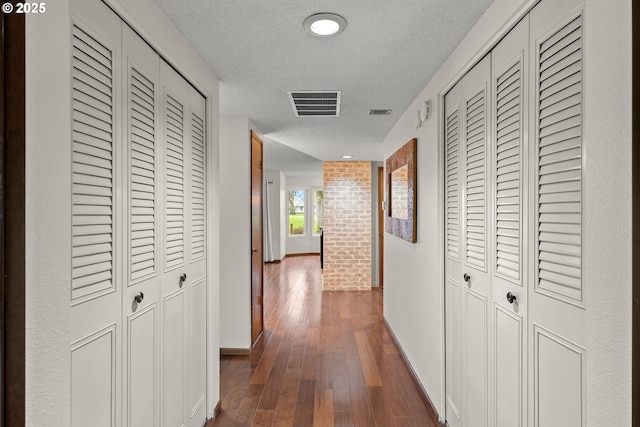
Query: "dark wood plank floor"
207 255 437 427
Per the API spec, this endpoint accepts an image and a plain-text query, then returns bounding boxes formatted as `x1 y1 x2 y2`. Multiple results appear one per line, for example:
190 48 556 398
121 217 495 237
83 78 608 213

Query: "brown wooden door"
378 166 384 287
250 131 264 343
1 10 26 424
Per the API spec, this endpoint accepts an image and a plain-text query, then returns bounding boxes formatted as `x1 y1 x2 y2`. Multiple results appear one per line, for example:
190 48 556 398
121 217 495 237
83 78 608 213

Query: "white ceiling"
153 0 493 173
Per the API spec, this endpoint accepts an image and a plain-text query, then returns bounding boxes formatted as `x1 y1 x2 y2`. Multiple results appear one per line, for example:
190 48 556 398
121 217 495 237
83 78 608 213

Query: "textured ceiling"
153 0 493 170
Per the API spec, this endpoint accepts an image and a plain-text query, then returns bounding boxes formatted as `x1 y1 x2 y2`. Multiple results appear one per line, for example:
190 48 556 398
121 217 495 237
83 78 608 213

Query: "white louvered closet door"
160 61 188 427
444 79 463 427
444 54 492 427
186 82 208 427
69 1 123 426
122 24 161 427
528 1 585 426
459 54 491 427
444 1 586 427
491 15 529 427
159 60 208 427
70 1 209 426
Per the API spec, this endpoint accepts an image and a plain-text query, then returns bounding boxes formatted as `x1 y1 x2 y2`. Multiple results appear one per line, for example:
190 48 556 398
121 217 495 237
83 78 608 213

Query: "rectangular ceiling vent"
369 109 392 116
287 91 341 117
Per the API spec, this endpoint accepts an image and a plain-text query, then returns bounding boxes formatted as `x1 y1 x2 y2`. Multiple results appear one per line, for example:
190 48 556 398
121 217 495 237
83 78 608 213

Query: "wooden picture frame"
385 138 417 243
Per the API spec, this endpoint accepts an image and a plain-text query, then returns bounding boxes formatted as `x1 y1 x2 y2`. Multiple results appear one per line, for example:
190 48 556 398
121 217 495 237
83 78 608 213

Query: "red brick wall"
322 161 371 290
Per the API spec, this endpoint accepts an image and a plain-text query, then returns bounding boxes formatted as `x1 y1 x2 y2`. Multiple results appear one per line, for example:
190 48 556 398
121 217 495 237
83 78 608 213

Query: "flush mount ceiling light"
342 155 353 159
304 13 347 37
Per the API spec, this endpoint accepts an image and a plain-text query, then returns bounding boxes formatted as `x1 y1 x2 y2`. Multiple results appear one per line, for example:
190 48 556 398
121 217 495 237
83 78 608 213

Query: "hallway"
208 256 438 427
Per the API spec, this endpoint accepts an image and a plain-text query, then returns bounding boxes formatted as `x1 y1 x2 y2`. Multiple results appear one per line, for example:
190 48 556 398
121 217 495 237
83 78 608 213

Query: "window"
288 189 306 235
313 189 323 234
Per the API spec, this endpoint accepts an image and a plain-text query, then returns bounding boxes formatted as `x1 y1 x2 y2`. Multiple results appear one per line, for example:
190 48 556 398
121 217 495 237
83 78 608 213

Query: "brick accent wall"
323 161 372 290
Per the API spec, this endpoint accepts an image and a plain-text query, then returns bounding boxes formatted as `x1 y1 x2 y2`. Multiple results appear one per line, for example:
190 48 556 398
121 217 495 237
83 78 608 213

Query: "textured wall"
323 161 372 290
219 118 252 349
26 3 72 425
583 0 632 424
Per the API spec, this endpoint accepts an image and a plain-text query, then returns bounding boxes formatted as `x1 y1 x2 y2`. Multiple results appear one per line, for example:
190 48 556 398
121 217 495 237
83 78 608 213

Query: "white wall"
285 175 323 255
382 0 632 423
264 170 286 261
279 174 288 260
583 0 632 424
25 0 221 424
219 118 262 349
25 3 72 425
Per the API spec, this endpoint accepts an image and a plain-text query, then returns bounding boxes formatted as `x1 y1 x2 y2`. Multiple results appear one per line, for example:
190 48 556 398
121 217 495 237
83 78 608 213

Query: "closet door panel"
529 1 586 426
163 290 186 427
494 307 522 427
163 67 187 273
70 0 122 424
491 15 529 427
460 55 491 427
71 325 117 427
444 55 491 427
122 23 162 427
464 289 488 426
444 81 463 427
70 9 119 306
127 306 158 427
160 61 189 427
187 85 208 426
189 278 207 423
190 92 206 265
71 31 117 293
160 60 210 427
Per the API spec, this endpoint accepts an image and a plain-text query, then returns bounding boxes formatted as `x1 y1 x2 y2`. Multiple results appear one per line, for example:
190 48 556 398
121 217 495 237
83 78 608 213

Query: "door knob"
252 248 258 253
179 273 187 287
134 292 144 304
463 273 470 283
506 292 517 304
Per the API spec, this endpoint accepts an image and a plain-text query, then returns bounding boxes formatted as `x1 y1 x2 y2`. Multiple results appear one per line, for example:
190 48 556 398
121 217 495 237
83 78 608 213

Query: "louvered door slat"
72 60 112 97
129 67 157 282
73 49 111 81
73 109 113 134
74 143 112 163
73 79 113 108
541 24 582 63
536 14 583 301
465 89 486 269
72 30 110 63
165 93 185 269
446 109 460 260
73 131 112 153
191 112 206 261
495 60 522 281
71 25 114 300
74 91 112 117
540 66 581 97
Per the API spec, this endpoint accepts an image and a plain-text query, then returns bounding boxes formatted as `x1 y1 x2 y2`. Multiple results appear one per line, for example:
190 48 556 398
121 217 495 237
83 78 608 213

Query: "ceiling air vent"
288 91 341 117
369 109 392 116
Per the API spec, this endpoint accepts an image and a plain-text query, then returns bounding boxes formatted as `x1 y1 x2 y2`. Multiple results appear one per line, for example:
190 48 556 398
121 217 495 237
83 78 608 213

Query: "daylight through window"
288 189 306 235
